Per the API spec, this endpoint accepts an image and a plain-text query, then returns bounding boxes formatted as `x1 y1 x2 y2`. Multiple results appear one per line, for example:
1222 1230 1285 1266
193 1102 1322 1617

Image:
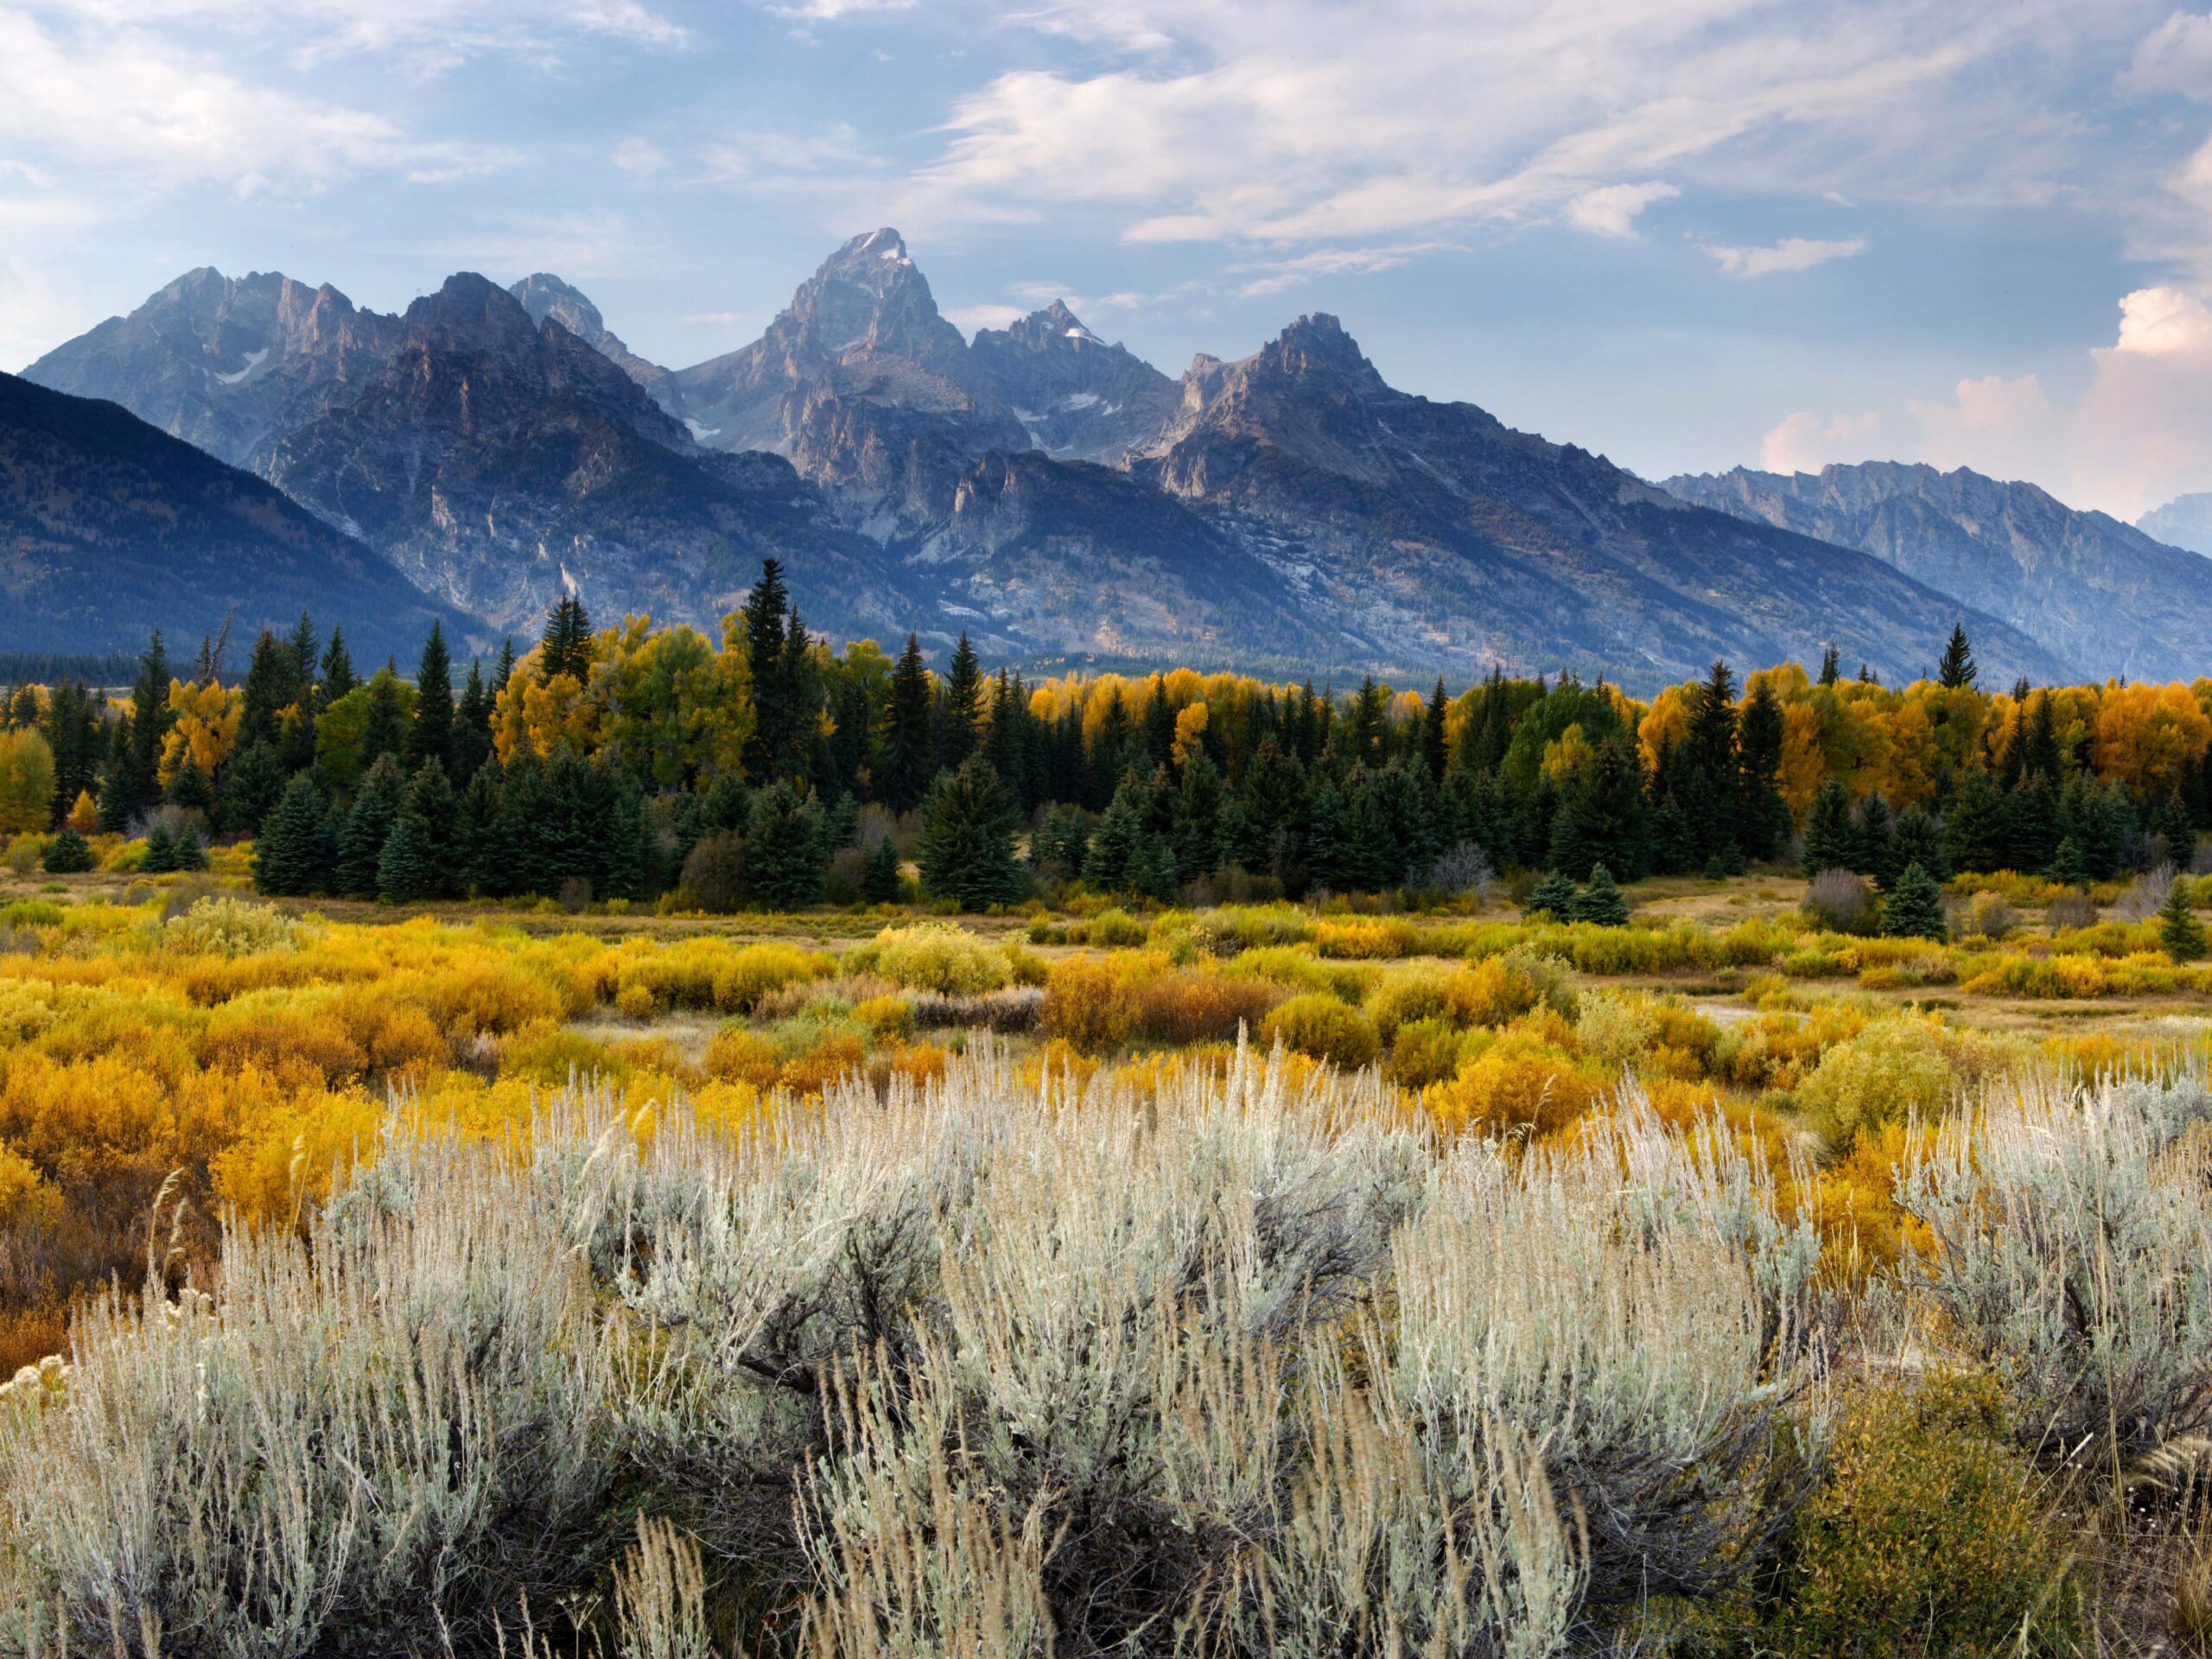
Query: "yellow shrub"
1040 958 1138 1054
704 1027 781 1090
1314 916 1423 960
1364 969 1452 1040
1442 950 1573 1029
853 995 916 1039
856 925 1011 995
1798 1018 1955 1148
1382 1017 1470 1089
1258 995 1380 1069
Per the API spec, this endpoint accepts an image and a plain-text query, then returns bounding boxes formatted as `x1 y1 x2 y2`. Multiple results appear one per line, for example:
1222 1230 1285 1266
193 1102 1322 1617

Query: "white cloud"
2124 10 2212 97
1759 410 1891 474
1704 235 1868 276
613 137 666 177
894 0 2146 252
415 211 640 279
1563 181 1680 238
944 302 1027 330
45 0 688 62
766 0 912 19
1767 285 2212 518
1233 241 1451 295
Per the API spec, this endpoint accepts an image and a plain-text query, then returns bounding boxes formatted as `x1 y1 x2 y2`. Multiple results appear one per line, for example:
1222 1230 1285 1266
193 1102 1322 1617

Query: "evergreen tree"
334 756 406 899
1525 868 1578 919
319 629 357 709
126 632 173 793
1880 861 1948 940
238 630 296 753
40 681 103 824
1890 804 1950 884
1855 791 1897 887
940 633 984 772
453 659 493 785
740 561 791 780
1936 622 1978 689
360 671 409 768
918 757 1026 911
2161 878 2207 963
746 780 826 911
1170 749 1224 882
863 834 905 904
1818 645 1840 686
1567 862 1630 926
1941 769 2005 874
141 822 178 874
2050 835 2088 891
407 622 454 772
41 828 92 874
1421 677 1450 785
1682 660 1740 862
456 765 506 898
881 633 936 810
98 713 143 833
493 638 517 694
1802 779 1857 873
173 822 209 872
165 758 213 814
1084 770 1155 893
1033 804 1090 874
378 761 457 904
775 605 821 785
540 595 594 683
1735 678 1791 861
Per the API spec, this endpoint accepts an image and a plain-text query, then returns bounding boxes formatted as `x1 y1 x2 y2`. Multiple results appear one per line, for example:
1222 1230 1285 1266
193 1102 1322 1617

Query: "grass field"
1 842 2210 1654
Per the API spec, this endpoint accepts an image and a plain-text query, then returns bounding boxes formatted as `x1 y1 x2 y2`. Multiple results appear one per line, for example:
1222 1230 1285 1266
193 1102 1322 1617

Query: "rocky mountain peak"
510 272 610 345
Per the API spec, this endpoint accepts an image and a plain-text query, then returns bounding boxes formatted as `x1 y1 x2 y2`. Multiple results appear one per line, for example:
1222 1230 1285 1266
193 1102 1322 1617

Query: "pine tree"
1171 749 1224 882
1855 791 1897 886
2161 877 2207 963
1942 769 2005 874
918 757 1026 911
881 633 936 810
217 741 285 839
141 822 178 874
334 756 406 899
407 622 454 772
319 629 357 709
173 822 209 872
540 594 594 683
1802 779 1856 873
253 774 334 895
1880 861 1948 940
1883 805 1944 884
940 633 983 772
740 561 791 780
1033 804 1089 874
165 759 213 814
1568 862 1630 926
126 632 173 794
41 828 92 874
378 761 457 904
2050 835 2088 890
453 659 493 785
1735 678 1791 861
863 834 905 904
1084 771 1154 893
1818 645 1840 686
1936 622 1978 690
361 671 409 767
1525 868 1578 919
1421 677 1450 785
746 780 826 911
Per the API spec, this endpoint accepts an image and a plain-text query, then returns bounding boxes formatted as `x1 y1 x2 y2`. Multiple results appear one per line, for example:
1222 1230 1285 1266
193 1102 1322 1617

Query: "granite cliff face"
24 237 2077 689
0 370 460 661
2139 493 2212 559
1666 461 2212 683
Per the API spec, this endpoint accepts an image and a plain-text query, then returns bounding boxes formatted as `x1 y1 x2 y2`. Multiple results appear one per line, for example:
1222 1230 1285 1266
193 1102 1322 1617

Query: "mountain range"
0 370 461 663
24 229 2207 690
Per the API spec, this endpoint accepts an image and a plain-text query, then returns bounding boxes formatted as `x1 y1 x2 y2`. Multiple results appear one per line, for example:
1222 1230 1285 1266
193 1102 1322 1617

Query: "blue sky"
4 0 2212 518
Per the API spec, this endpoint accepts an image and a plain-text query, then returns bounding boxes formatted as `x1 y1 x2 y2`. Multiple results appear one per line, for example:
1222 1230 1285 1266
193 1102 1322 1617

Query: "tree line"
0 584 2206 911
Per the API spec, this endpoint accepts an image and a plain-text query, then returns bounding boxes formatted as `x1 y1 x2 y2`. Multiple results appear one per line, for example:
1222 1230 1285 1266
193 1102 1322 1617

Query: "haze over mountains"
23 228 2209 690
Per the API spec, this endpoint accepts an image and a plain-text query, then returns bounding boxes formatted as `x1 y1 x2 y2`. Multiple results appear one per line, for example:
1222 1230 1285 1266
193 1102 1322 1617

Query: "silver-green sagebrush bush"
1897 1066 2212 1470
13 1046 2194 1657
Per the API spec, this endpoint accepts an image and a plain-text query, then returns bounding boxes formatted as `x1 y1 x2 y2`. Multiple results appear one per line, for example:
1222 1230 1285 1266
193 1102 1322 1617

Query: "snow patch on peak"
210 347 269 386
683 418 721 442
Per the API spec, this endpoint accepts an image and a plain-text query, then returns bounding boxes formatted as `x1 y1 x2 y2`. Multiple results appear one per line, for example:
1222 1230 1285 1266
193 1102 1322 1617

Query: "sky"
4 0 2212 520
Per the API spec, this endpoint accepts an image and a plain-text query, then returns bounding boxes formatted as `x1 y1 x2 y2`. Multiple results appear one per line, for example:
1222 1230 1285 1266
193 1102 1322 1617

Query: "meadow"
0 836 2209 1653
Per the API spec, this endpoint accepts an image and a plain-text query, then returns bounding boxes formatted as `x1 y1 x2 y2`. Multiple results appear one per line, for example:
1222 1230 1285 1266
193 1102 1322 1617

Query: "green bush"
1766 1371 2079 1659
1798 1018 1954 1148
1259 993 1381 1068
853 923 1012 995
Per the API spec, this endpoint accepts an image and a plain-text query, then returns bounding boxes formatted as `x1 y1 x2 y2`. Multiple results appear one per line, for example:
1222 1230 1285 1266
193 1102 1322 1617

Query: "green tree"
318 628 357 709
1880 861 1948 941
1942 769 2005 874
863 834 904 904
253 779 334 897
41 828 93 874
2049 835 2088 891
378 761 458 904
1525 868 1578 919
1936 621 1978 689
1568 862 1630 926
1891 804 1950 884
919 756 1026 911
1802 779 1857 873
406 622 454 772
216 741 286 839
880 632 936 810
940 632 984 772
739 561 790 780
746 780 826 911
1855 791 1897 886
334 756 406 899
540 594 594 682
2160 877 2207 963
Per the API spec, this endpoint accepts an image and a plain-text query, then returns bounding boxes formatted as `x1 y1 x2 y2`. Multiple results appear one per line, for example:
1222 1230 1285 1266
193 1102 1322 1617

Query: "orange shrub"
1130 971 1282 1046
1426 1038 1596 1140
1041 958 1139 1055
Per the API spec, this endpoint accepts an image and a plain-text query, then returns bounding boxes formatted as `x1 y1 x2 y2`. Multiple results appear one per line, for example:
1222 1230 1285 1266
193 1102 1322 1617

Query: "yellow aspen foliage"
158 678 240 783
2092 680 2212 798
0 730 54 834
